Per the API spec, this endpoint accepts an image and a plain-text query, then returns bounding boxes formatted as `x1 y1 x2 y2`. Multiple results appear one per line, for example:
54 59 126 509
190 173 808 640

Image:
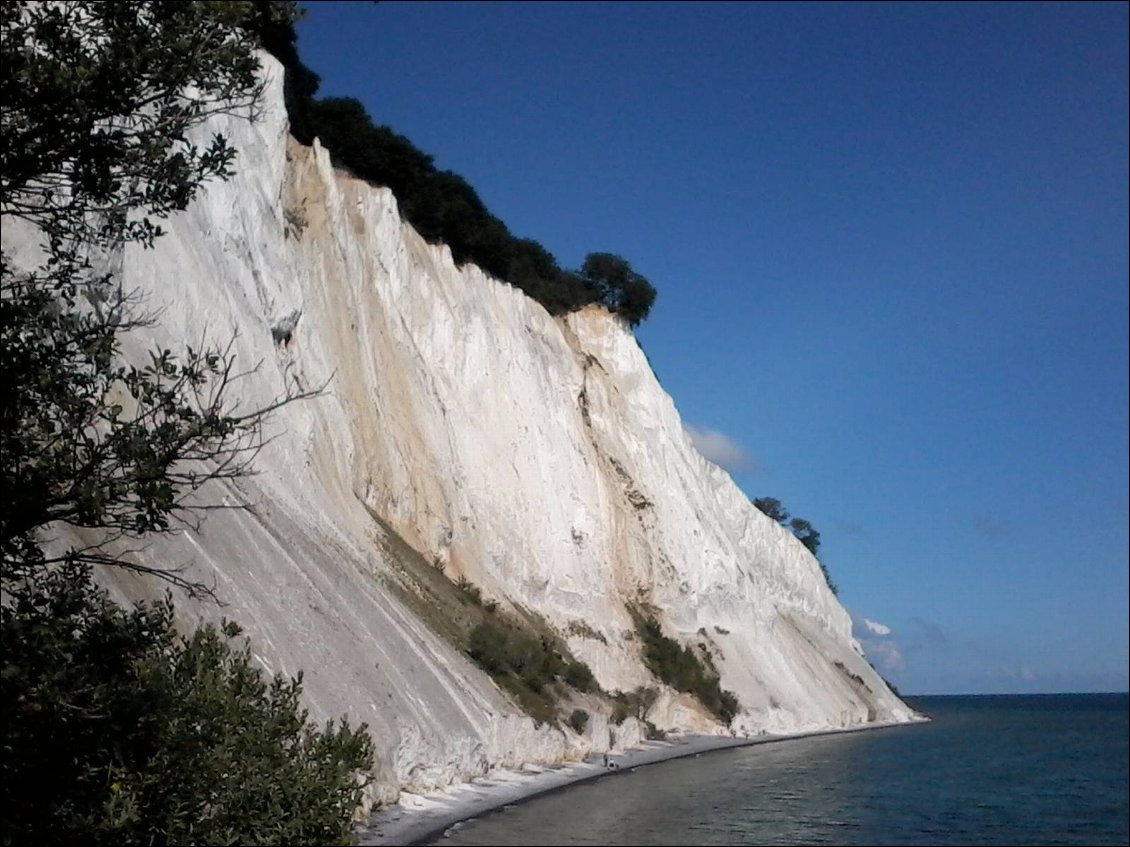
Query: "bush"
752 497 790 524
611 686 659 725
568 709 590 734
788 518 821 557
467 621 512 676
631 611 740 725
510 632 563 694
564 659 597 693
611 699 632 725
1 568 374 846
818 560 838 596
456 575 483 605
466 619 595 721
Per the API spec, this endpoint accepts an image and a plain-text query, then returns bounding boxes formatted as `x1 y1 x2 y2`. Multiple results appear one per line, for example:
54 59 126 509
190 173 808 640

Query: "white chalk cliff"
5 55 916 806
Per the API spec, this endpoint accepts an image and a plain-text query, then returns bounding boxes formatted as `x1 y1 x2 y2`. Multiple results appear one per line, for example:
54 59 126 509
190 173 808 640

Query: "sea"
425 693 1129 846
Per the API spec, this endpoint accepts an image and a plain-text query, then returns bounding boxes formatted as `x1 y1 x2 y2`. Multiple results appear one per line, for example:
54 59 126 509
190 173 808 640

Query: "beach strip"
357 722 913 846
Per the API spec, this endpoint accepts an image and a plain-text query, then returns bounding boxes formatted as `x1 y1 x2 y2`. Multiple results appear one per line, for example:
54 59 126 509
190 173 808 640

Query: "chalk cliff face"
5 55 915 804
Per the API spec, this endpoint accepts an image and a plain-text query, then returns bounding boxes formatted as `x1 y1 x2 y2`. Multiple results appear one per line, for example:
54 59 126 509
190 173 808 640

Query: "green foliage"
788 517 821 557
611 686 659 725
567 709 590 734
456 575 484 606
752 497 790 525
467 621 565 695
611 698 632 725
246 1 321 144
305 97 435 204
466 620 559 726
467 621 512 676
1 0 312 595
466 619 599 728
1 6 375 844
564 659 597 693
1 565 374 846
580 253 657 327
252 18 657 326
818 560 838 597
2 1 294 247
753 497 835 593
631 612 740 725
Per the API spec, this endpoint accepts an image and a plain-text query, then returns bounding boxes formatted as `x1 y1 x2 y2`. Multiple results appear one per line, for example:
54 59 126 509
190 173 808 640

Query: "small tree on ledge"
754 497 834 593
580 252 657 327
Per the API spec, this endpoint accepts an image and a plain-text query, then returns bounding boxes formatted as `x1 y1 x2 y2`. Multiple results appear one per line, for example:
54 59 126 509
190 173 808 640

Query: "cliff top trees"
752 497 790 526
753 497 835 594
1 3 373 842
753 497 821 556
580 252 657 327
254 18 659 326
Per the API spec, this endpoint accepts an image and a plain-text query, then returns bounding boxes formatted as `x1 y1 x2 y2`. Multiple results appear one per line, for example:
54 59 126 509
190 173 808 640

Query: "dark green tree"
567 709 589 733
753 497 790 525
788 517 821 557
1 3 375 842
2 1 279 248
1 0 319 594
754 499 834 592
1 571 374 846
580 252 657 327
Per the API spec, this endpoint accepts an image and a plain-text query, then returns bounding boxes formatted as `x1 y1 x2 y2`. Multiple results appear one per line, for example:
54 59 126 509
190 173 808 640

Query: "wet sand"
357 722 911 846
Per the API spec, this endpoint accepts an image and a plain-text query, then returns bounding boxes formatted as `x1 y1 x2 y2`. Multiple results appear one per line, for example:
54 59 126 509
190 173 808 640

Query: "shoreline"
357 719 922 846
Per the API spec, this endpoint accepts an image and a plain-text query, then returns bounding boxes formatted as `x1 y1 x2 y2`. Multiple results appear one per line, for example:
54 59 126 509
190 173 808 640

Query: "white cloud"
684 424 753 473
863 618 891 637
851 613 905 671
864 639 906 671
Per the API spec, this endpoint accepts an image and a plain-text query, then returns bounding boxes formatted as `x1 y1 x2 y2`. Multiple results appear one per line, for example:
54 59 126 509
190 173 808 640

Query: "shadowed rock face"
1 54 916 806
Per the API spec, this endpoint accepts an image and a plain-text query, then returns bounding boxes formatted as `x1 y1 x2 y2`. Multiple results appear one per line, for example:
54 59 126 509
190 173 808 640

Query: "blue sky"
293 1 1128 695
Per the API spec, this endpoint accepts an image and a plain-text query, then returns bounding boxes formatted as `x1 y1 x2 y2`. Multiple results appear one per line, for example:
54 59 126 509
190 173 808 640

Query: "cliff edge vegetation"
248 6 657 326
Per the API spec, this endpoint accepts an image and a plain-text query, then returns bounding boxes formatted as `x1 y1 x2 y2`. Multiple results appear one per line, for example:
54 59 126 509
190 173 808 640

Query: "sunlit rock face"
2 53 916 805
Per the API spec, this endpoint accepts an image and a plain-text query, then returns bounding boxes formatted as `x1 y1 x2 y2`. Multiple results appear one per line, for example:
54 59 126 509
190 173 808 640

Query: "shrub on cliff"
611 685 659 725
467 619 599 708
564 658 598 692
752 497 790 525
568 709 590 733
631 612 740 724
753 498 821 556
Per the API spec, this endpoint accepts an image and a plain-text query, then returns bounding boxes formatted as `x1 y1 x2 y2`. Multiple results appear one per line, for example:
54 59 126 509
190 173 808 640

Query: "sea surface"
426 693 1129 846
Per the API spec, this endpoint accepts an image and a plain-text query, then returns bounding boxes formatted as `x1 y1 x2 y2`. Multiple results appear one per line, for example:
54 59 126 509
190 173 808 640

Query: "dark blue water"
427 693 1129 846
